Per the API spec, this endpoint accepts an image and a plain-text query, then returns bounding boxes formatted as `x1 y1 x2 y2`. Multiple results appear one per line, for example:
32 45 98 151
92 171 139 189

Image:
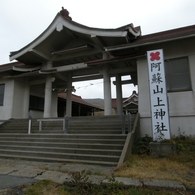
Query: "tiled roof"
106 24 195 51
112 91 138 109
136 24 195 44
58 93 103 110
0 62 24 71
112 98 128 109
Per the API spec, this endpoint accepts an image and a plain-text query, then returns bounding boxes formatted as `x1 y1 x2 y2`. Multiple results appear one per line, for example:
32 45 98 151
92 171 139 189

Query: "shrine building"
0 8 195 137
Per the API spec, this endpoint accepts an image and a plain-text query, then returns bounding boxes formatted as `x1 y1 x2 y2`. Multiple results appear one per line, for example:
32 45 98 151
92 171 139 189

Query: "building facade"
0 8 195 137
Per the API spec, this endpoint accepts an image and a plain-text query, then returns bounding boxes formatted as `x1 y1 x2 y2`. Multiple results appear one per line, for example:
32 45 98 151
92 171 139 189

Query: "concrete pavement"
0 158 186 192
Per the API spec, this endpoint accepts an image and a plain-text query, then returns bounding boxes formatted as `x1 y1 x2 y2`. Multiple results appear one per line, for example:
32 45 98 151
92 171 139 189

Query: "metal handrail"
37 118 64 131
28 119 32 134
0 118 32 134
1 114 132 135
28 111 32 134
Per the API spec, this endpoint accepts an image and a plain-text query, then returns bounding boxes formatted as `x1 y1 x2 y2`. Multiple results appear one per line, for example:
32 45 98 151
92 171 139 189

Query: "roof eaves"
9 13 61 61
105 25 195 52
123 101 138 107
126 25 141 37
0 62 24 72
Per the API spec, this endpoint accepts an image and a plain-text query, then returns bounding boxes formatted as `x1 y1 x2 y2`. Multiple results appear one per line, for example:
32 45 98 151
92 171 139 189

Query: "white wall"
0 78 58 120
137 39 195 137
0 78 30 120
0 79 14 120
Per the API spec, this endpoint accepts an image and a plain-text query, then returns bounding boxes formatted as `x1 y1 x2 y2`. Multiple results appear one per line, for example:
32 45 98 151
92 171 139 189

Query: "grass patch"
24 180 68 195
23 179 189 195
114 136 195 189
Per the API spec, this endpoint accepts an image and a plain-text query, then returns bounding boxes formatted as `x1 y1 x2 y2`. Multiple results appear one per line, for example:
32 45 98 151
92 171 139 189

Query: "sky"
0 0 195 99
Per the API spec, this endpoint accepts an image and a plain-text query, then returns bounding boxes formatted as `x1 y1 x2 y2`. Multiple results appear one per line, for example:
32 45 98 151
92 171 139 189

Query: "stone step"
0 144 122 155
0 115 133 137
0 114 135 166
0 129 123 134
0 123 123 128
0 133 126 139
0 141 124 150
0 149 119 163
67 130 122 134
0 154 117 166
0 137 125 144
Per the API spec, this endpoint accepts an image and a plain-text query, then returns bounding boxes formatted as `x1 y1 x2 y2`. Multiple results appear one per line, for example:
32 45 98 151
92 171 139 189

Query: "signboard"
147 49 170 141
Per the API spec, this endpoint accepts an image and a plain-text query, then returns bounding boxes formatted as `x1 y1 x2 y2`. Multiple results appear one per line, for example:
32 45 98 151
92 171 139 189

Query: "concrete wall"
137 37 195 137
12 79 29 118
0 79 14 120
0 78 58 120
0 78 30 119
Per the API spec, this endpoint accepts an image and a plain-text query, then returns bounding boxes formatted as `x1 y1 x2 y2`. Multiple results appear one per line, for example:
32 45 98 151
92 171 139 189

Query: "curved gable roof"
9 8 141 65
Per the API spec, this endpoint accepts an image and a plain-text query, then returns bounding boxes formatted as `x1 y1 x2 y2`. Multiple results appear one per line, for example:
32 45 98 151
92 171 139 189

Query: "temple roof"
9 8 141 66
4 9 195 88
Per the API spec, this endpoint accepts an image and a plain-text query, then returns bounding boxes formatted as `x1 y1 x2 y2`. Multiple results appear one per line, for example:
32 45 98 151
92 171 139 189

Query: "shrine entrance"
8 8 142 118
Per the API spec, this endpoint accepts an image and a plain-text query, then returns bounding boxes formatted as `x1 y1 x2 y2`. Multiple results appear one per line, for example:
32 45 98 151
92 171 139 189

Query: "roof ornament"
60 7 72 21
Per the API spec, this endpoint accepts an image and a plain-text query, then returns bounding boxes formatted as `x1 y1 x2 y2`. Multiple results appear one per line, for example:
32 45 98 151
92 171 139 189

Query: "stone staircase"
0 115 134 166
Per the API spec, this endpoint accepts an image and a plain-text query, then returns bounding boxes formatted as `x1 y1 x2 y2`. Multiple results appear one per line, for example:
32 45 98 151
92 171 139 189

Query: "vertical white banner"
147 49 171 141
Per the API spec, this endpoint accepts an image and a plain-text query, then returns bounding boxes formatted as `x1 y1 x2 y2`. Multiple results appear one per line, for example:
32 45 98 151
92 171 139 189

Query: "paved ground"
0 158 186 193
0 175 37 190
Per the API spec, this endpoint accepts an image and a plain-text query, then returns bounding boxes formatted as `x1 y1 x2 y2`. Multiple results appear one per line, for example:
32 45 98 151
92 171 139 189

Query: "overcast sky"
0 0 195 98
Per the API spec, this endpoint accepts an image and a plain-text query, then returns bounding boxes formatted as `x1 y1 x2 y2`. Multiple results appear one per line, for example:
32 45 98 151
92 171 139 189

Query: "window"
0 84 5 106
29 95 44 111
165 57 191 92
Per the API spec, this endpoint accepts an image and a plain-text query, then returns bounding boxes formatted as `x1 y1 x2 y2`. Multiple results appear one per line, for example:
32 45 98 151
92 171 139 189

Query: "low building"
123 91 138 114
58 93 103 117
